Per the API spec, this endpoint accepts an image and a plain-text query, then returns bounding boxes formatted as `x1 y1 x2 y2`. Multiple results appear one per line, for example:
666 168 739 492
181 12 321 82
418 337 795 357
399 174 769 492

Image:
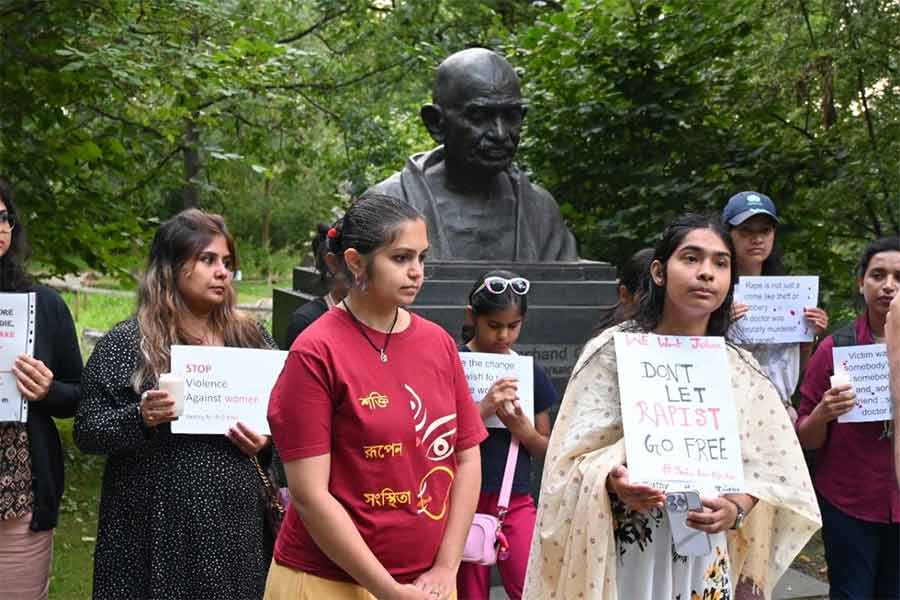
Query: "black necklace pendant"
342 299 398 365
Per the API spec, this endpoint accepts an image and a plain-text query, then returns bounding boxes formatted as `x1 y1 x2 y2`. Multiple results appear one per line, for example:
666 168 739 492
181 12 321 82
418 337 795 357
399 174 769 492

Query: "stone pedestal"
273 260 617 397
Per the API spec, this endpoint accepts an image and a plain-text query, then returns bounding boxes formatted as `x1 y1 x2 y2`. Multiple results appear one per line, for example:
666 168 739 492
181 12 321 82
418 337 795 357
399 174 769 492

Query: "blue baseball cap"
723 191 779 226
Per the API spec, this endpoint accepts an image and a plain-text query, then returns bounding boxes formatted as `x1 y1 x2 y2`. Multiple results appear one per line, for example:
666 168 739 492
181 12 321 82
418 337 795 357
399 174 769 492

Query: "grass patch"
50 420 103 599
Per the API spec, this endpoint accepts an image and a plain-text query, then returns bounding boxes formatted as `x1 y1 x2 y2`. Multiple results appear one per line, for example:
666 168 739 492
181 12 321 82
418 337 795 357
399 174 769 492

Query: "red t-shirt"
268 308 487 583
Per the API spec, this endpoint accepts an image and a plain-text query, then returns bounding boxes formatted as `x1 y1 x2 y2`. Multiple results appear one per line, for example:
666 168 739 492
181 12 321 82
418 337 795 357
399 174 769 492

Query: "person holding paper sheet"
0 178 83 600
456 270 556 600
524 214 820 600
796 236 900 599
267 194 487 600
723 191 829 423
75 209 276 600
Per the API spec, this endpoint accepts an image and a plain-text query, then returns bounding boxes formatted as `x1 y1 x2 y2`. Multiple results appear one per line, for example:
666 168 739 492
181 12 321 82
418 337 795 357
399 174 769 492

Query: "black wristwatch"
729 499 746 530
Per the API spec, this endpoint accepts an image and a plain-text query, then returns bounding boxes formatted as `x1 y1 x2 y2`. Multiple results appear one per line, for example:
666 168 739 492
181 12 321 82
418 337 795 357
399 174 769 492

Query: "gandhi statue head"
421 48 527 179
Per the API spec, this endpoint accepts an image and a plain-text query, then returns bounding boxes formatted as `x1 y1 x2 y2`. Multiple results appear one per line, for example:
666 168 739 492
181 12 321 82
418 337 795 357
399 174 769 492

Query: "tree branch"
766 111 815 141
277 8 350 44
115 145 184 200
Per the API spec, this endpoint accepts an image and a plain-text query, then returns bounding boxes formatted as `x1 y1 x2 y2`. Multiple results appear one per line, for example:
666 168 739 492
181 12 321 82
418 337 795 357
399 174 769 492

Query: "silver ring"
141 391 149 402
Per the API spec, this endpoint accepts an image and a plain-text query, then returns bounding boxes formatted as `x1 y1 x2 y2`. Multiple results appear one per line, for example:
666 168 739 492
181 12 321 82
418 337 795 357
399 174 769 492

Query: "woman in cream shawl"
524 215 821 600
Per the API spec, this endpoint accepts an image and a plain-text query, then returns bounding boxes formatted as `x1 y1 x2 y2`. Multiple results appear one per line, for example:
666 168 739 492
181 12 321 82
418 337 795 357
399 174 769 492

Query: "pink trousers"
0 513 53 600
457 492 537 600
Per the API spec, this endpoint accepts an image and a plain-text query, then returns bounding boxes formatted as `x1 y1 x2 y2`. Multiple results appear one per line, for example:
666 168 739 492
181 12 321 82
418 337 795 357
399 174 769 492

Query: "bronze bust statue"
369 48 578 261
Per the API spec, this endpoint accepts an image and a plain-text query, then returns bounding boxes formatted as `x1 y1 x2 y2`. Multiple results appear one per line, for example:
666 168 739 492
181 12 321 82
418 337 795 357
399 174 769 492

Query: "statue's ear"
420 104 445 144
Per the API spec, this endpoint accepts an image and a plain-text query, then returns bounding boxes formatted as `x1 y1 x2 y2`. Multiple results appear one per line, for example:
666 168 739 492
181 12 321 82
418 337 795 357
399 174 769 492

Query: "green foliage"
1 0 896 319
512 0 899 316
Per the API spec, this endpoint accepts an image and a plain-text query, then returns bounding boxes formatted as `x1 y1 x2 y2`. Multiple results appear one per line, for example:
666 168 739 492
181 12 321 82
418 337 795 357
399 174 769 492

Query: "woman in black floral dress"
75 209 275 600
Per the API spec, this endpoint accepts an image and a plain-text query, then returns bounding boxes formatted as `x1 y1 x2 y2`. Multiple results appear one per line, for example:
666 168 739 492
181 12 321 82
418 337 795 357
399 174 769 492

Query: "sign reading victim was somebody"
834 344 890 423
733 276 819 344
459 352 534 428
170 345 287 435
614 333 744 494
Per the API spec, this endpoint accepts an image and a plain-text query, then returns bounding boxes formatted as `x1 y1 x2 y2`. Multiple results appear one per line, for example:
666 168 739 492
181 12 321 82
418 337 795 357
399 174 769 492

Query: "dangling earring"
355 272 368 292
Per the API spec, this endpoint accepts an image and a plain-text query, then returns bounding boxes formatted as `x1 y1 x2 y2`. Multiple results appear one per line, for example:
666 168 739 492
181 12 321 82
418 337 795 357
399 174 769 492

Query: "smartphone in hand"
666 491 711 557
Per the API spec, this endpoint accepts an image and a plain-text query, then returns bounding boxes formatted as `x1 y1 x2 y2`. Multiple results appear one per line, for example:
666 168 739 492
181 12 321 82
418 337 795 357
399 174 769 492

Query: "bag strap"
497 437 520 518
831 323 857 348
252 456 286 517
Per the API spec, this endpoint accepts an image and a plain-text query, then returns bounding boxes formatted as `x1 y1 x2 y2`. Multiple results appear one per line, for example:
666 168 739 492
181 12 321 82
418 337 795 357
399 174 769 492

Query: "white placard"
0 292 36 423
834 344 890 423
169 345 288 435
614 333 744 495
733 276 819 344
459 352 534 428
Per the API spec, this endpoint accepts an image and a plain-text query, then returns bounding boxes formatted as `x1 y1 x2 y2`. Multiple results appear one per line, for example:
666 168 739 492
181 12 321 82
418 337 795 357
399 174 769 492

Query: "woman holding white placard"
723 191 829 423
796 236 900 599
75 209 276 600
0 178 83 600
524 214 821 600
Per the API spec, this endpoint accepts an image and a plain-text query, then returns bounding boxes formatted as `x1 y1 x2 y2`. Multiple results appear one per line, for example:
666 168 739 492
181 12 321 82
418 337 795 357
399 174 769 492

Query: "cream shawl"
523 325 821 599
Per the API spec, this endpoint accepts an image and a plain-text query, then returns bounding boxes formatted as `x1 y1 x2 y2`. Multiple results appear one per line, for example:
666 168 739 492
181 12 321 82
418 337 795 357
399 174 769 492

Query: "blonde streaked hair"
133 209 266 391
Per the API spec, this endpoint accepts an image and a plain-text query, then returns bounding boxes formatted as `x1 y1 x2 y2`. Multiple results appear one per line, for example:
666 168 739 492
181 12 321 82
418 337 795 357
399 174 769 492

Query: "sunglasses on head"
472 276 530 297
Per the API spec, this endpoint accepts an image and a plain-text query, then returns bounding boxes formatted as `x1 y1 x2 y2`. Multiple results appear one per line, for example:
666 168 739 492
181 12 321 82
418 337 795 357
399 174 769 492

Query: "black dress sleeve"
32 287 83 418
74 320 154 456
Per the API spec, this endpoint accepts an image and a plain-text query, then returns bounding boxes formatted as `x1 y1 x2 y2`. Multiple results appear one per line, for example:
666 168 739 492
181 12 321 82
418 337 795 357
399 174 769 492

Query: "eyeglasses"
0 213 16 231
472 276 530 297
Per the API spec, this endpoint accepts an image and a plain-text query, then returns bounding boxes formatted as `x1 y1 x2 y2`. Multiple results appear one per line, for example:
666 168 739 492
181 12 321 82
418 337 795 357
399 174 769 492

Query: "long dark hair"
630 214 737 337
594 247 653 334
134 209 265 390
0 178 33 292
327 193 422 287
462 269 529 343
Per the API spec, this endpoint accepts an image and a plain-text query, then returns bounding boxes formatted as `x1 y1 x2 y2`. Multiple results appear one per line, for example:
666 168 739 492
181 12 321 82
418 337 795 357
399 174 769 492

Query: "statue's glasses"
473 276 530 297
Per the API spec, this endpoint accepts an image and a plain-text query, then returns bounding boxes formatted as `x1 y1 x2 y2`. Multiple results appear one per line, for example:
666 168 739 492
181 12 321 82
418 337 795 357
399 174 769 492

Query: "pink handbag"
462 438 519 565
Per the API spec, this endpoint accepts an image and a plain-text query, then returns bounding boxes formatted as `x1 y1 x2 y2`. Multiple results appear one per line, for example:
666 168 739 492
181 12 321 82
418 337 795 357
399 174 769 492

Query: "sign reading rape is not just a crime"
614 333 744 495
170 345 287 435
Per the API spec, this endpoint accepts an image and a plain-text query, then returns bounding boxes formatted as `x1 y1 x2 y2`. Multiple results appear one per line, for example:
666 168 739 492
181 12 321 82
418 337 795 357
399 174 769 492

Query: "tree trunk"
262 178 273 284
182 116 200 209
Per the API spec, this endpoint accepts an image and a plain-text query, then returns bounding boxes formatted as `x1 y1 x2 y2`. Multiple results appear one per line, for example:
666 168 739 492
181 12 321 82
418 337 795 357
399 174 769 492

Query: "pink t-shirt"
268 309 488 583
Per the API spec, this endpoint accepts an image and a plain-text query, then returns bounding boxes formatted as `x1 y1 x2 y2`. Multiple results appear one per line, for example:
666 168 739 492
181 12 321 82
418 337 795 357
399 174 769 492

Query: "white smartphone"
666 491 712 557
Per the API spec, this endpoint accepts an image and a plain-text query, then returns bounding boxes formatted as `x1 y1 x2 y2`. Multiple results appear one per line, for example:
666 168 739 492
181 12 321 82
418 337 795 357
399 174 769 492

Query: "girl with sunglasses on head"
796 236 900 599
456 270 556 600
0 178 83 600
267 194 487 600
524 214 820 600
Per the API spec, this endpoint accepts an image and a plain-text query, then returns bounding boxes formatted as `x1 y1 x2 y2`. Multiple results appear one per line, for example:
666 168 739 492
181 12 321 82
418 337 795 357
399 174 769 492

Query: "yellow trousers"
264 560 458 600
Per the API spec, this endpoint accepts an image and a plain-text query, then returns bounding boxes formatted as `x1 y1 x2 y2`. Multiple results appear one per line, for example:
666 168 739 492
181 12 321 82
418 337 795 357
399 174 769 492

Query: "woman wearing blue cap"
723 191 829 422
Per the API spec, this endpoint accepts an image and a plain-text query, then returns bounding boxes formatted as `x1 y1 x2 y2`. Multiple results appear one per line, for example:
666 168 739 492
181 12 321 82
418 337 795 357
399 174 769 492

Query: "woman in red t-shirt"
267 194 487 600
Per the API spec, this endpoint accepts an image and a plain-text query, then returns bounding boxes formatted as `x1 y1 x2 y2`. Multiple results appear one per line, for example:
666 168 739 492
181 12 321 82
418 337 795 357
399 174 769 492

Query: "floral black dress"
75 318 275 600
